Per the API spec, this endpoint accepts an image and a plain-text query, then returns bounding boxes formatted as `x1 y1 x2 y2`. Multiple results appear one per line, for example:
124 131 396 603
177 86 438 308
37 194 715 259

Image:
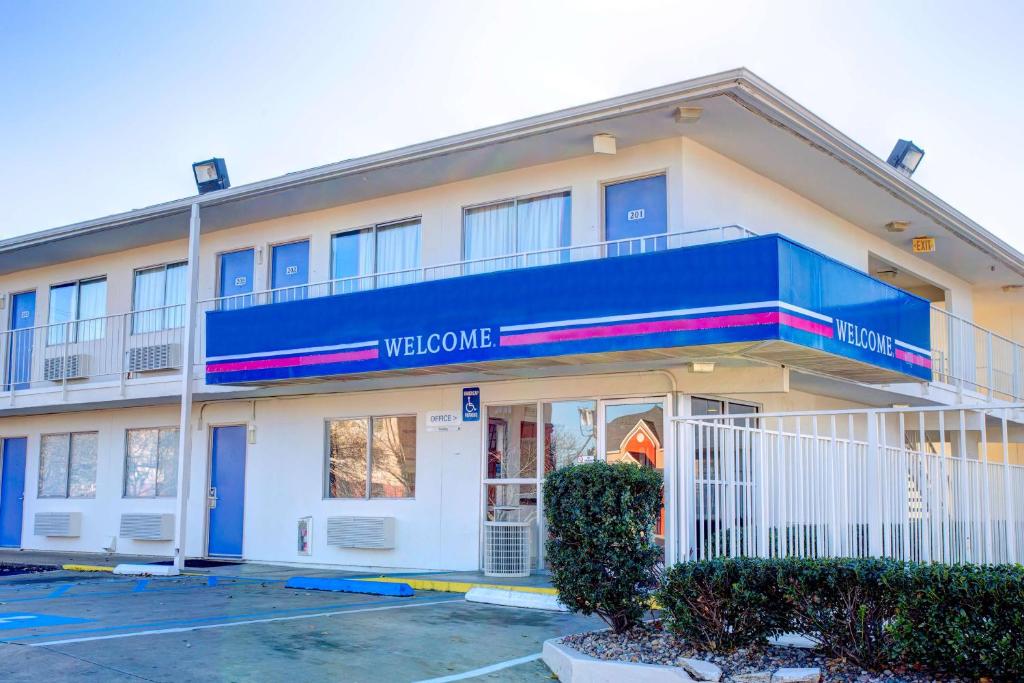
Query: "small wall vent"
34 512 82 537
326 516 395 549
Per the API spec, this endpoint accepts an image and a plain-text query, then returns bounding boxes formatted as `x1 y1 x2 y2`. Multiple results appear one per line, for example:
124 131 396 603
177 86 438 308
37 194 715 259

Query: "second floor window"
463 190 571 274
47 277 107 345
133 262 187 333
331 218 421 293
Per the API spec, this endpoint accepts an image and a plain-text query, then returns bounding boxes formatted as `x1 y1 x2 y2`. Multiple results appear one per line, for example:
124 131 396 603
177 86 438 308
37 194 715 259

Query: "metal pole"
173 204 202 572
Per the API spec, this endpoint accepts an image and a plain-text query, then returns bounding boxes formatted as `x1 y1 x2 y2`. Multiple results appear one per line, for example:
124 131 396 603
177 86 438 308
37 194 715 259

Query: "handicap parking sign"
462 387 480 422
0 611 93 630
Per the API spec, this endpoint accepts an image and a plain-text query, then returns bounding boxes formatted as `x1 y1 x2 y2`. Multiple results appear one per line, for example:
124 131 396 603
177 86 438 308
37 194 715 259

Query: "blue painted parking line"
0 612 93 630
1 594 456 642
132 579 150 592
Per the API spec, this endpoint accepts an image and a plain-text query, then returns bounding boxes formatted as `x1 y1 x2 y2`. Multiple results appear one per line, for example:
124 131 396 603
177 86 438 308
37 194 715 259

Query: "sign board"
462 387 480 422
912 236 936 254
426 411 462 431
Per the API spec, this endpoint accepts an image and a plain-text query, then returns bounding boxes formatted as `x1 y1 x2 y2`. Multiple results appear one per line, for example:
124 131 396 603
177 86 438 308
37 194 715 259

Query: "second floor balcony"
0 225 1020 408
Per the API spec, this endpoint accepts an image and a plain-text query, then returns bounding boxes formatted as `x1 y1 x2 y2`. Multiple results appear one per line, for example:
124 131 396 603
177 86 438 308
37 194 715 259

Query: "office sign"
426 411 462 431
205 235 932 385
462 387 480 422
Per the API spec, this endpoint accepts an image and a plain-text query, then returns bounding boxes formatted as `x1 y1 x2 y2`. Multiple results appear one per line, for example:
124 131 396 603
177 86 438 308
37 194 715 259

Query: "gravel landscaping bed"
561 623 970 683
0 562 58 577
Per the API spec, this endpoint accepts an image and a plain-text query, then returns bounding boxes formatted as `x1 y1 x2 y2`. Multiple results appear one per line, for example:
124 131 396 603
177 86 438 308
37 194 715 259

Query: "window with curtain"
462 190 570 274
132 262 187 333
124 427 179 498
326 415 416 499
47 277 107 345
330 219 421 293
38 432 98 498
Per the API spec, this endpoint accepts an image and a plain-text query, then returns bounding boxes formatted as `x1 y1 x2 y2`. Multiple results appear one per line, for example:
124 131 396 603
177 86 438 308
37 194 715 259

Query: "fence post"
61 321 71 401
866 411 882 556
119 312 130 396
986 332 994 398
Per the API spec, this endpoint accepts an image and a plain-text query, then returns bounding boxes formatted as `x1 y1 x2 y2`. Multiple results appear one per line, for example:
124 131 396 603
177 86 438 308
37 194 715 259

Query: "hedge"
657 557 1024 679
543 461 663 633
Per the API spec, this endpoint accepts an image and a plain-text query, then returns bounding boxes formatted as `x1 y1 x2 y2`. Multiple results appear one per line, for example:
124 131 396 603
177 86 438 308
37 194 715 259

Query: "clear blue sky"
1 1 1021 249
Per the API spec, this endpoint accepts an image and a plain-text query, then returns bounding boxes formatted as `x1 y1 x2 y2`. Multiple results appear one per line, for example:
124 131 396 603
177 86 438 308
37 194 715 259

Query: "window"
462 191 570 274
604 174 667 256
326 416 416 499
38 432 98 498
331 219 421 293
124 427 179 498
132 262 187 333
47 277 107 345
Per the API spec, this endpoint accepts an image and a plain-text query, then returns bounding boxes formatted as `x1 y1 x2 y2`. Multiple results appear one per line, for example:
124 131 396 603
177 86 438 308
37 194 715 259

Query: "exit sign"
912 236 936 253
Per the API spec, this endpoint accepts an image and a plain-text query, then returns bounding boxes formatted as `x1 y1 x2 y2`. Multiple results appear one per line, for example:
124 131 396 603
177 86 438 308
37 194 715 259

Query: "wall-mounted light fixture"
674 106 703 124
885 220 910 233
592 134 617 155
689 362 715 373
886 140 925 177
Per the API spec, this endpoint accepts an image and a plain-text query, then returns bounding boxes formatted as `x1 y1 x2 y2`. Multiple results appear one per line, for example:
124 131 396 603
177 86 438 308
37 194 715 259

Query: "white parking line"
411 653 542 683
28 598 460 647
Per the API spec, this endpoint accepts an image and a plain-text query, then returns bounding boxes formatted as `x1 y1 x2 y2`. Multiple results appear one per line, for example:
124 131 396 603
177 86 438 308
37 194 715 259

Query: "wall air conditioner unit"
43 355 88 382
127 343 180 373
34 512 82 537
326 516 395 549
119 513 175 541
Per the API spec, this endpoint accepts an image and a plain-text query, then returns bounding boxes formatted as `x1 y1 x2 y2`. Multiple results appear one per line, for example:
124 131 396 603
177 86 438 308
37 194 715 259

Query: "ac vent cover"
127 343 180 372
119 513 175 541
34 512 82 537
326 516 395 549
44 355 87 381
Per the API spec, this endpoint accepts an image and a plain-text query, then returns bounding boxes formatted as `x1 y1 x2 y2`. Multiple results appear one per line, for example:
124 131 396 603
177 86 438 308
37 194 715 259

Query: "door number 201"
627 208 645 221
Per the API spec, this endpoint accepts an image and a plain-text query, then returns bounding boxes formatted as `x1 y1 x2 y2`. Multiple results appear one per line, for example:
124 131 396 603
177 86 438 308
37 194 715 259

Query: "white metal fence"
676 405 1024 565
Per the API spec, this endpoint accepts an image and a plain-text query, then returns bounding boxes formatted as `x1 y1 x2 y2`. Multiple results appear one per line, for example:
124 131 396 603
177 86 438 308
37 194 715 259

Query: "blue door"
0 438 28 548
6 292 35 391
604 174 668 257
271 240 309 303
208 425 246 557
218 250 254 310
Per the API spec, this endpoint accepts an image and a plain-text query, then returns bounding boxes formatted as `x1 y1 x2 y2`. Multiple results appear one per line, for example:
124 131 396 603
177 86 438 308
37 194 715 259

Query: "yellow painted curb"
356 575 558 596
62 564 114 572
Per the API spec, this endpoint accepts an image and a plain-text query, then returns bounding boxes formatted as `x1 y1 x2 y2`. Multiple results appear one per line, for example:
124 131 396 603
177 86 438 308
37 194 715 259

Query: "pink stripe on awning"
500 311 784 347
207 347 378 374
895 348 933 368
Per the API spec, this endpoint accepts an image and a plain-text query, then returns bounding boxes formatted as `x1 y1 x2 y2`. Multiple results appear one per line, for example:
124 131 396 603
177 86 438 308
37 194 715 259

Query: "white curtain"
47 283 75 345
163 262 187 329
332 228 375 293
133 266 165 333
463 201 515 274
517 192 569 266
376 220 420 287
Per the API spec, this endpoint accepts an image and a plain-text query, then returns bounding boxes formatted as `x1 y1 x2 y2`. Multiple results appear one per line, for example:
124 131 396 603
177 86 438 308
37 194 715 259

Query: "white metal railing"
676 405 1024 565
0 303 185 400
931 306 1024 400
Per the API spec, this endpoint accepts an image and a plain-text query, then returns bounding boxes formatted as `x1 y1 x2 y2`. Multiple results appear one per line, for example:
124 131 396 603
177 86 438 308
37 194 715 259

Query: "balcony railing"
931 306 1024 400
2 225 1023 405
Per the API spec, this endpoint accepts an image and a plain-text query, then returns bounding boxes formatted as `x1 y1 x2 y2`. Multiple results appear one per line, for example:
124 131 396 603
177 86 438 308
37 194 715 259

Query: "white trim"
412 653 542 683
499 300 832 333
895 339 931 356
205 340 378 362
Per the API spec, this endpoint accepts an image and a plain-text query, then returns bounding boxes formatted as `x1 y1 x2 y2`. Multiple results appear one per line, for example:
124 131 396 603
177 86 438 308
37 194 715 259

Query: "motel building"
1 69 1023 575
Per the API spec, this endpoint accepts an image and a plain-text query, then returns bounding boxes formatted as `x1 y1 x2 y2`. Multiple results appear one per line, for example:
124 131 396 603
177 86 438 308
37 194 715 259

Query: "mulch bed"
561 623 969 683
0 562 59 577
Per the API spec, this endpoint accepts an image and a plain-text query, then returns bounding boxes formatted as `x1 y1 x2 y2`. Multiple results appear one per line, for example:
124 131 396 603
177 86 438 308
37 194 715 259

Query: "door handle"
208 487 218 509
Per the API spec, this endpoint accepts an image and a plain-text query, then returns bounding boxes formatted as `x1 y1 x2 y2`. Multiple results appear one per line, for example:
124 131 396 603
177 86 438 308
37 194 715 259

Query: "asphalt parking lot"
0 564 599 682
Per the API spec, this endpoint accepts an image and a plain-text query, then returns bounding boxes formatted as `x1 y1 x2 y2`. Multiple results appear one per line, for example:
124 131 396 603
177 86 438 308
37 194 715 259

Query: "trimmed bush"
543 461 663 633
887 562 1024 680
777 557 905 670
656 558 791 651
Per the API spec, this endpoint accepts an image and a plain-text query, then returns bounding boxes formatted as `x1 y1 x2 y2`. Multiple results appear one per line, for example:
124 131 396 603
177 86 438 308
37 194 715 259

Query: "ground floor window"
124 427 179 498
38 431 98 498
326 415 417 499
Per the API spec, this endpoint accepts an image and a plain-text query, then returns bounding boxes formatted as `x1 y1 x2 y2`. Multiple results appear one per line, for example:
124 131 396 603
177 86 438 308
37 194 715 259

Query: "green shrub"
777 557 905 670
543 462 663 633
657 558 791 651
887 562 1024 680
